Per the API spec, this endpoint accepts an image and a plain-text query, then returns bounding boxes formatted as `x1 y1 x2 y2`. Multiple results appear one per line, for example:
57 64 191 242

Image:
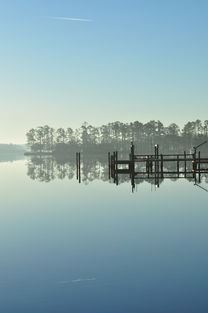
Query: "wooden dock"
108 142 208 189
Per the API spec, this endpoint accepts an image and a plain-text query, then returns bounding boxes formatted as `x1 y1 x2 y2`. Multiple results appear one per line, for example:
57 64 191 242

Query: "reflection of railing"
194 183 208 193
109 143 208 191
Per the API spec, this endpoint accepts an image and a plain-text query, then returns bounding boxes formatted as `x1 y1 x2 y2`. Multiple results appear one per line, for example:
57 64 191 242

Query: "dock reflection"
26 153 208 192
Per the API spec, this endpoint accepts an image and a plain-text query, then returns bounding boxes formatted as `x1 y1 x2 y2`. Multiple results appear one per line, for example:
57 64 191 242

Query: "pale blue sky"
0 0 208 143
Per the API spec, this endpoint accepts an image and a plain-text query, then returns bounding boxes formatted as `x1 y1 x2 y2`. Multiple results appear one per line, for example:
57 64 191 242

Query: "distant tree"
129 121 144 142
25 119 208 155
182 121 195 137
26 128 36 150
81 122 90 146
36 126 45 152
143 120 157 137
166 123 180 136
194 119 203 136
156 121 164 136
203 120 208 136
56 128 67 143
66 127 74 143
100 124 112 144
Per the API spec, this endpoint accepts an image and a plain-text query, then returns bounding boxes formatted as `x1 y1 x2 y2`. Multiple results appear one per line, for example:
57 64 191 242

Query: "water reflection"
26 156 208 191
1 155 208 313
27 157 75 182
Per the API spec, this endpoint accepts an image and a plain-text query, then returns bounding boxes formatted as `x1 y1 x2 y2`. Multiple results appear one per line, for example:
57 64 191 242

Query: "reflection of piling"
160 154 164 178
146 156 150 178
154 145 160 187
192 152 197 180
130 143 135 187
184 151 187 177
108 152 111 179
115 151 118 185
108 142 208 190
177 155 179 177
198 151 201 183
76 152 81 183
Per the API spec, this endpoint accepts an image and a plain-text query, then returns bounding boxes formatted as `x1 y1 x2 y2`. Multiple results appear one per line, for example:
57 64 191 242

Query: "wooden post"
160 154 164 178
115 151 118 185
113 152 116 183
76 152 78 180
157 145 160 187
129 153 132 178
76 152 77 179
131 142 135 171
147 155 150 178
192 152 197 179
130 142 135 160
130 142 135 177
154 145 157 174
198 151 201 183
177 155 179 177
150 155 153 173
111 155 114 179
184 151 187 178
108 152 111 180
78 152 81 183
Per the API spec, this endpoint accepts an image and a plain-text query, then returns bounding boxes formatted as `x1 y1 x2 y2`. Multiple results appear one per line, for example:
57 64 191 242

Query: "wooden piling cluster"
108 143 208 188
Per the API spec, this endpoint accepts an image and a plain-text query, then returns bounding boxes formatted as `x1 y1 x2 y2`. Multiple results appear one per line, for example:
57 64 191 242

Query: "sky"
0 0 208 143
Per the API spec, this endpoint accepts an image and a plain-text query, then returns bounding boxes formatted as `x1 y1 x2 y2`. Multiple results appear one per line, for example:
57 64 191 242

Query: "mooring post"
184 151 187 178
156 145 159 173
111 154 114 179
154 145 157 174
113 152 116 182
76 152 78 180
130 143 135 189
76 152 77 178
130 142 135 159
156 145 160 186
198 151 201 183
160 154 164 178
147 155 150 177
78 152 81 183
128 153 131 178
108 152 111 180
192 152 197 178
115 151 118 185
177 155 179 177
150 155 153 173
130 142 135 177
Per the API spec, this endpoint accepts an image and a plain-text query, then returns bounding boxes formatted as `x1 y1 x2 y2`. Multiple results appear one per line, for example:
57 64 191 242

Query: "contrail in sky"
49 16 92 22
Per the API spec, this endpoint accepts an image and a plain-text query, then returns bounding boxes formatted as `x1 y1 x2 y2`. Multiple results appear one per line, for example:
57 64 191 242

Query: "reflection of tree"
27 157 56 182
27 157 75 182
26 155 111 183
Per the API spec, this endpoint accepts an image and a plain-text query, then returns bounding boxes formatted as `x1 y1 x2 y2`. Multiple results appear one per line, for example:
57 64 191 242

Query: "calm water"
0 158 208 313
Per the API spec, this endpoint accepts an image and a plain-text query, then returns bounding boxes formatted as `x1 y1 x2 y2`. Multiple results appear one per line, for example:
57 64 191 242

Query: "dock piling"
108 143 208 189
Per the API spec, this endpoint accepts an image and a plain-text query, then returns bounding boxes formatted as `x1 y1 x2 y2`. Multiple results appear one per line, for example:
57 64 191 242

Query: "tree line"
26 119 208 154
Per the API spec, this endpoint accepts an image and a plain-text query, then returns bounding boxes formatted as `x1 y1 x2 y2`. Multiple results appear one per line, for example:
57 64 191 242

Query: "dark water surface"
0 159 208 313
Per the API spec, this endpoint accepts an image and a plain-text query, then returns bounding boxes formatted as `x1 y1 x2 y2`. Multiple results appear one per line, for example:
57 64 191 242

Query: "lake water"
0 158 208 313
